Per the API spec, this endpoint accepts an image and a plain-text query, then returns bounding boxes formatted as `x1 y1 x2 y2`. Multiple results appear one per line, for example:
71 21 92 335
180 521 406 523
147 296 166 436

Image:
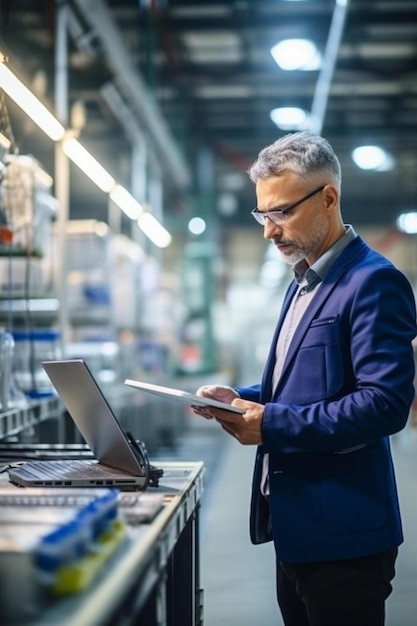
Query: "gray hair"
248 131 342 192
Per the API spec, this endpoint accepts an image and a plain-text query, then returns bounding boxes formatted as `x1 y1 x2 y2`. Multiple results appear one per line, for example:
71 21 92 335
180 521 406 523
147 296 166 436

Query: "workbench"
0 461 205 626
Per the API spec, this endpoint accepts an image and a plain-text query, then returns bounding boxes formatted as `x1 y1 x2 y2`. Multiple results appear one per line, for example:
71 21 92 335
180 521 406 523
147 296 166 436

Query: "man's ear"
323 184 338 211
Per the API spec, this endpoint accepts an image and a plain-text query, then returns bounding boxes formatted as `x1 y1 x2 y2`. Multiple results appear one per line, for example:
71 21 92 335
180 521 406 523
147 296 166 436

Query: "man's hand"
193 385 264 445
196 385 239 404
212 399 264 445
192 385 240 419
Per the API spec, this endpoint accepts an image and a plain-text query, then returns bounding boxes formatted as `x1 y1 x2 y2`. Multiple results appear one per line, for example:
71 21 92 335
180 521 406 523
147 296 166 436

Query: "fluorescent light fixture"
62 136 115 192
270 107 308 130
0 62 65 141
396 212 417 235
0 57 172 246
271 39 321 71
110 184 144 220
188 217 207 236
138 212 172 248
351 145 394 171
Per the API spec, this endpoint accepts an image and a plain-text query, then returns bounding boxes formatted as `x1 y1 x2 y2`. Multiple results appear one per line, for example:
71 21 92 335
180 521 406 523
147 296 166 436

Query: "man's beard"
274 219 328 266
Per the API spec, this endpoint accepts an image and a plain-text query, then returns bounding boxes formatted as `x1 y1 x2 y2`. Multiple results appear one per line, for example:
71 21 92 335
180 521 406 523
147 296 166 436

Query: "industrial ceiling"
1 0 417 235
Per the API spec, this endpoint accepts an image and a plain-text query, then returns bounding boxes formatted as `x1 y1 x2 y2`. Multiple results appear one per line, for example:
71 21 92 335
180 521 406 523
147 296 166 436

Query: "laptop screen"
42 359 145 477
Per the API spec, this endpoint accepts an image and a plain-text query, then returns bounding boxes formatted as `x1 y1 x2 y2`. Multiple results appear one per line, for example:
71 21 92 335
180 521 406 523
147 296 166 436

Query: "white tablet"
124 379 245 414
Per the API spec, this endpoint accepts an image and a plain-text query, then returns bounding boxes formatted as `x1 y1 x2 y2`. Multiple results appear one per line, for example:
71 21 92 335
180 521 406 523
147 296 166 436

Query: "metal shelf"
0 395 64 440
0 297 60 324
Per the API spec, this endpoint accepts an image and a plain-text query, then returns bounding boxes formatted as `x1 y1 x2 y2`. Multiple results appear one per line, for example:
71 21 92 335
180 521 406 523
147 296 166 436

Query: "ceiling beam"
72 0 190 191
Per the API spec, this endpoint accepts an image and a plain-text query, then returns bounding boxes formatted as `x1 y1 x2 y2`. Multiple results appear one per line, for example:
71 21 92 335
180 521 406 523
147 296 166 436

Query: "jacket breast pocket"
282 316 345 404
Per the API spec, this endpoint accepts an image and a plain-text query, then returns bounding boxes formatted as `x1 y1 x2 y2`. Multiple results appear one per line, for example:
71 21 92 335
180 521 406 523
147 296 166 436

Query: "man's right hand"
193 385 240 419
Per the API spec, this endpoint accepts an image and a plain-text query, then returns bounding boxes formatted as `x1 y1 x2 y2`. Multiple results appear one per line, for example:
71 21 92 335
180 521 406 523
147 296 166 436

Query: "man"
196 131 417 626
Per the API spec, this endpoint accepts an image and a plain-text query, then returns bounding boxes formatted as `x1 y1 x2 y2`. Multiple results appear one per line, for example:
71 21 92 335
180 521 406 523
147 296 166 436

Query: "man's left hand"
209 400 264 445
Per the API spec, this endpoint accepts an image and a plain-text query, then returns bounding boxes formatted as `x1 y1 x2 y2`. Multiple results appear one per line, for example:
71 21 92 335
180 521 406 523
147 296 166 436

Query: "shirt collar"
293 225 357 290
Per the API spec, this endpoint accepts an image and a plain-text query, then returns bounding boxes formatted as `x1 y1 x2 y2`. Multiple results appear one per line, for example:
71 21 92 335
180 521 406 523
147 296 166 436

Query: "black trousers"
276 548 397 626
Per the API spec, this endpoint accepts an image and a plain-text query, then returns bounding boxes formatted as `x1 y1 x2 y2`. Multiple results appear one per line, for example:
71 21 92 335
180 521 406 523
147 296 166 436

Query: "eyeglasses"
251 185 325 226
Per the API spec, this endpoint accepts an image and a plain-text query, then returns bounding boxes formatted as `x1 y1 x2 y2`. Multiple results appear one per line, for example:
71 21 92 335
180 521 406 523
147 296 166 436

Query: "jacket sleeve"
235 383 262 403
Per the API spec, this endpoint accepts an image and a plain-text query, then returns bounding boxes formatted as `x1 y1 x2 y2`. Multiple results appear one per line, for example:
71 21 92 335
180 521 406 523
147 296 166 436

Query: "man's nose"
263 217 282 240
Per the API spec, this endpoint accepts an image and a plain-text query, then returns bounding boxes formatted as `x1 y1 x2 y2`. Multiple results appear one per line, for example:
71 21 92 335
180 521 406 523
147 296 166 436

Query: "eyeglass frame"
251 185 326 226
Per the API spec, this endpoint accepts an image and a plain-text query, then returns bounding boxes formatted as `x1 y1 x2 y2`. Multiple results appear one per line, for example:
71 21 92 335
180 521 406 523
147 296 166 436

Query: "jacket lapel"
267 236 366 400
272 279 337 398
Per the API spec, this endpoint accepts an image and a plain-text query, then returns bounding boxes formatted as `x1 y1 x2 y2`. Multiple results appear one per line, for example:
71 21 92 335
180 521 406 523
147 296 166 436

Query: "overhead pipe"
101 82 145 146
72 0 190 191
102 81 149 247
54 0 71 354
310 0 351 135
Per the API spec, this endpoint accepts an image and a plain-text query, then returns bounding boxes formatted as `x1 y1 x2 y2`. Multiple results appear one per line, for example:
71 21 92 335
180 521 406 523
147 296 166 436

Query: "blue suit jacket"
236 236 417 563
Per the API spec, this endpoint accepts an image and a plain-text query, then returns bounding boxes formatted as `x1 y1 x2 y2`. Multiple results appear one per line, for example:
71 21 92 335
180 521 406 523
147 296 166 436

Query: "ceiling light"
396 212 417 235
270 39 321 71
110 185 144 220
1 56 172 247
137 213 172 248
188 217 206 236
270 107 308 130
62 136 115 192
0 61 65 141
351 145 394 171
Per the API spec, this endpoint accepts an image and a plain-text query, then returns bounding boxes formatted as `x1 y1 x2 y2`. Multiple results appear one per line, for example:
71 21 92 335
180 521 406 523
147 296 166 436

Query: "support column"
54 0 70 353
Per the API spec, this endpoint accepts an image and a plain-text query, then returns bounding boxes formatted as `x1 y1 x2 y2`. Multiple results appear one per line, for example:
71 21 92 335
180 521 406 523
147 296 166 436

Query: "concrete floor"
154 417 417 626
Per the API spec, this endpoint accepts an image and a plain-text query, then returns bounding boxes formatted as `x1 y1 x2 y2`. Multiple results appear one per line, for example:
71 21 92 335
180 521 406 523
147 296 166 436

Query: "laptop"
8 359 153 491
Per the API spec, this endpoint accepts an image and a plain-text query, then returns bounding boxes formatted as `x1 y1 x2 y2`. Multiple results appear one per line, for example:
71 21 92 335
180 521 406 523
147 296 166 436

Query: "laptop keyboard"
20 460 136 479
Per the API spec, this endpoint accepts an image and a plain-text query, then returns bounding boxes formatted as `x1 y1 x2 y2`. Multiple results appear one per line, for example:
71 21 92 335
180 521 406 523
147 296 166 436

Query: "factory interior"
0 1 417 624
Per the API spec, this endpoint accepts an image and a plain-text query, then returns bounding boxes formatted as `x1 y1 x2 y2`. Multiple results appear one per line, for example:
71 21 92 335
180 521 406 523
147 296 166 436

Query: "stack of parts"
0 488 125 623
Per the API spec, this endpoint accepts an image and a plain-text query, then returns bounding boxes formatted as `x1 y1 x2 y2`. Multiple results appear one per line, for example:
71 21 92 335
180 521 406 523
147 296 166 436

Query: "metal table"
0 461 204 626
